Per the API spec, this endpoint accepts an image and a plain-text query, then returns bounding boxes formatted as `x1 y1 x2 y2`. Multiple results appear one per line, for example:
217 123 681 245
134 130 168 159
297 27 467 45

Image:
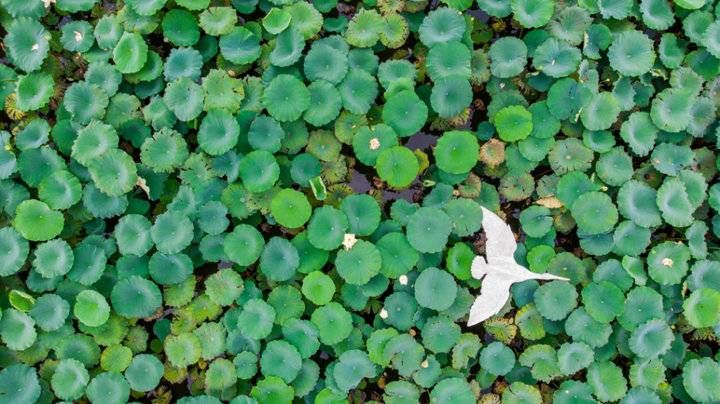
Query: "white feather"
467 274 512 326
480 207 517 263
468 207 570 326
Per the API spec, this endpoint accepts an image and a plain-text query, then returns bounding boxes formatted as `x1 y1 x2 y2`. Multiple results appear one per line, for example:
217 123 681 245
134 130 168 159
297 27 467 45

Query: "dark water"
348 132 438 202
404 132 437 151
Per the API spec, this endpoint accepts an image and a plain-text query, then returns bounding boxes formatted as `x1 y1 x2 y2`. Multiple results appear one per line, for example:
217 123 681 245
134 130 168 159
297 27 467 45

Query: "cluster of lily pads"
1 0 720 402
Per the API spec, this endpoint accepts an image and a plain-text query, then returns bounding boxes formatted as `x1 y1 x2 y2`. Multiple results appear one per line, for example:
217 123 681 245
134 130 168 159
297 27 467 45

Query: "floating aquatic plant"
0 0 717 402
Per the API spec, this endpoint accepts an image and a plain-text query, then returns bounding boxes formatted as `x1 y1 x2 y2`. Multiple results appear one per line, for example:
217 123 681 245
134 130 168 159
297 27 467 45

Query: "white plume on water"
467 207 569 326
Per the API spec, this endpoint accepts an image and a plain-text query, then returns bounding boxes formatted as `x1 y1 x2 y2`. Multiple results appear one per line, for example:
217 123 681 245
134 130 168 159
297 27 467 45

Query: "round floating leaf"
547 78 592 120
72 120 119 167
33 239 73 278
60 21 94 53
430 377 474 404
269 27 304 67
251 376 294 403
51 358 89 400
198 109 240 156
238 298 276 340
9 291 34 314
238 150 280 193
114 214 153 256
151 211 193 254
304 80 342 127
549 6 591 45
619 112 657 157
534 281 577 321
434 131 479 174
419 7 466 47
124 354 163 392
683 358 720 402
650 88 693 133
382 90 428 137
519 206 552 238
125 0 166 16
88 149 137 197
430 76 472 118
262 74 310 122
495 105 533 142
352 124 399 166
220 26 261 64
307 206 348 251
378 60 416 90
557 342 594 375
502 382 542 403
581 281 625 323
285 2 322 38
64 82 109 125
511 0 554 27
683 288 720 328
303 42 348 84
93 15 123 50
5 18 49 73
480 341 516 375
263 8 291 34
656 177 693 227
113 32 148 74
608 30 656 77
0 364 41 403
336 240 381 285
580 92 620 131
488 37 527 78
199 7 237 36
629 319 673 359
310 302 352 345
161 10 200 46
571 192 618 235
586 361 628 402
376 146 419 188
302 271 336 305
595 147 633 187
617 180 662 228
163 47 203 81
73 290 110 327
259 237 299 282
377 233 419 278
444 198 483 237
651 143 693 176
111 275 162 318
0 309 36 350
0 227 29 277
533 38 581 77
339 70 379 115
340 194 381 236
164 78 204 121
414 267 457 311
29 294 69 332
271 189 311 229
407 206 452 253
345 9 383 47
13 199 64 242
38 169 82 210
260 340 302 383
15 72 54 112
205 358 237 390
426 41 472 81
140 128 189 173
224 224 265 266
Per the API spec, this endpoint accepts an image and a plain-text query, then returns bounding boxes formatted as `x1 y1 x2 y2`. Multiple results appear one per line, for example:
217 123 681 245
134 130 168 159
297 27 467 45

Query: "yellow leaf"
536 196 563 209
